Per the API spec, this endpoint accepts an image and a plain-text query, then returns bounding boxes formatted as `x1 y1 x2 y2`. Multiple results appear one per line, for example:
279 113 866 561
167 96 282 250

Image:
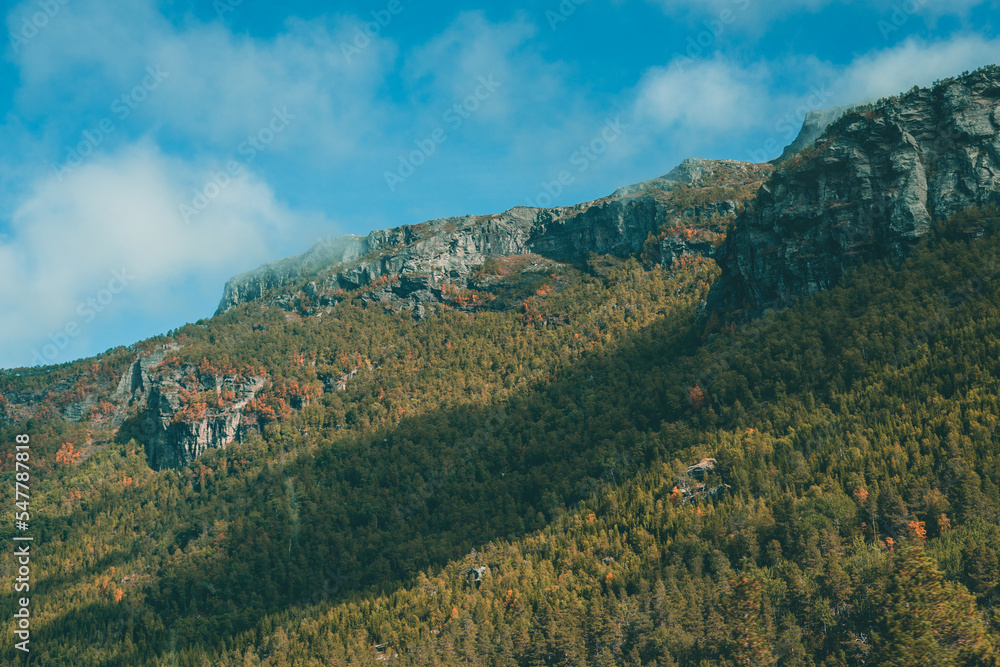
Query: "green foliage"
874 545 997 666
5 206 1000 664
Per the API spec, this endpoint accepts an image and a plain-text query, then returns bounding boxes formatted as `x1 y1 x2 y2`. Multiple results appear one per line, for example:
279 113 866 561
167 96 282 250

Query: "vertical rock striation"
113 344 267 470
707 66 1000 317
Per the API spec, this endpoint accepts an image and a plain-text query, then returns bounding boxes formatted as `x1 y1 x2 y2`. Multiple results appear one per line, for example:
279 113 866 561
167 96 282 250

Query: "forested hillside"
3 204 1000 664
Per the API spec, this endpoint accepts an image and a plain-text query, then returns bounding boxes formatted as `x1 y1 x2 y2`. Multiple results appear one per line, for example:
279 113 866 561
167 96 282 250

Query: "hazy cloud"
0 142 329 368
634 57 770 131
832 34 1000 102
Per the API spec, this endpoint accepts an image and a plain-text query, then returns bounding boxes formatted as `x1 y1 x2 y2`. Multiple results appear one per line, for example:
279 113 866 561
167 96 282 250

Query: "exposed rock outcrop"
216 159 772 316
217 236 366 314
113 345 266 470
140 372 265 470
708 66 1000 318
675 457 728 503
2 343 267 470
775 105 852 163
111 345 174 425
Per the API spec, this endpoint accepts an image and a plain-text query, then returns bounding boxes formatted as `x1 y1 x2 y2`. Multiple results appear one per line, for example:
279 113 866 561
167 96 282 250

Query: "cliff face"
708 66 1000 317
139 371 265 471
774 105 852 163
112 344 266 470
217 236 366 313
216 158 772 317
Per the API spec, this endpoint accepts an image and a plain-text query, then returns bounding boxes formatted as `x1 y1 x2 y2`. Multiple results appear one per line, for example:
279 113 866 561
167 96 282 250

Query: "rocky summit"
220 66 1000 324
773 105 854 164
707 65 1000 317
216 158 771 319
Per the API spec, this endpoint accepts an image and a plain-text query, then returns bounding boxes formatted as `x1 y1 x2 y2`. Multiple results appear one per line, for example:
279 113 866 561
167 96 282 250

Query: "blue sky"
1 0 998 369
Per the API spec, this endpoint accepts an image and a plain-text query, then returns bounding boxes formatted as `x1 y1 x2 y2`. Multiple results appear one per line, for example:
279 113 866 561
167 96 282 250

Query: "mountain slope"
4 65 1000 667
0 157 771 472
708 65 1000 317
6 206 1000 665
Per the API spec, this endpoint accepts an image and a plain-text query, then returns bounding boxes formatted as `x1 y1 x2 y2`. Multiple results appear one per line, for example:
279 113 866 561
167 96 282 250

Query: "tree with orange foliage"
687 385 706 410
173 399 208 423
908 520 927 541
55 442 82 465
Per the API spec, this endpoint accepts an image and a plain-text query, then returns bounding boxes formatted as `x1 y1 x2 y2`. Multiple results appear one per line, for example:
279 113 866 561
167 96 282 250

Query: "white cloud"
7 0 398 158
628 33 1000 164
404 12 541 121
647 0 993 23
0 142 329 368
832 34 1000 103
634 57 770 131
602 30 1000 177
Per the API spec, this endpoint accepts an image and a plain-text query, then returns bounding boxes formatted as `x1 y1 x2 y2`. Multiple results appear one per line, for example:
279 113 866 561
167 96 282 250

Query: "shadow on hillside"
38 295 716 664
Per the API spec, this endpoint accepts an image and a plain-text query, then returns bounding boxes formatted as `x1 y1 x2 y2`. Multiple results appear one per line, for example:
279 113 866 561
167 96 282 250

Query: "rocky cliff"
774 105 853 164
1 344 265 470
217 236 366 313
216 158 772 317
707 65 1000 317
112 345 267 470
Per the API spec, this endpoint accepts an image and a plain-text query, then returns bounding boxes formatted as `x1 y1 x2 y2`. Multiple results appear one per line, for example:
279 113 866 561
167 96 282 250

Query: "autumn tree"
55 442 81 465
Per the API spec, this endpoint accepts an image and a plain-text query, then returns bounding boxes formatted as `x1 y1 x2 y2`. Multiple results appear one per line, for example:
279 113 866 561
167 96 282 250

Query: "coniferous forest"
3 204 1000 664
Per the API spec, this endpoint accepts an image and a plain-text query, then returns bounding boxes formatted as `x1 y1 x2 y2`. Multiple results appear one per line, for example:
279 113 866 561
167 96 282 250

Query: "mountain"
217 67 1000 328
707 65 1000 317
2 157 771 471
774 104 853 163
5 65 1000 666
216 158 771 318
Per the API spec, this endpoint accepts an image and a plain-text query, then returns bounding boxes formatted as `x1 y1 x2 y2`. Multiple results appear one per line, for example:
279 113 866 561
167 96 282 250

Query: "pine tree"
874 545 997 666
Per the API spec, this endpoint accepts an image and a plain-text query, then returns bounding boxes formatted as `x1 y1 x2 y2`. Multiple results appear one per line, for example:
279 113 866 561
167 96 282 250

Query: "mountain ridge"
214 158 772 319
707 65 1000 317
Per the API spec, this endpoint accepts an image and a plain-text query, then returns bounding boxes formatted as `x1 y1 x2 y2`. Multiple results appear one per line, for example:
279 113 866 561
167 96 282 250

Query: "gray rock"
708 66 1000 318
775 105 853 164
111 345 267 470
217 235 365 314
216 159 772 316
